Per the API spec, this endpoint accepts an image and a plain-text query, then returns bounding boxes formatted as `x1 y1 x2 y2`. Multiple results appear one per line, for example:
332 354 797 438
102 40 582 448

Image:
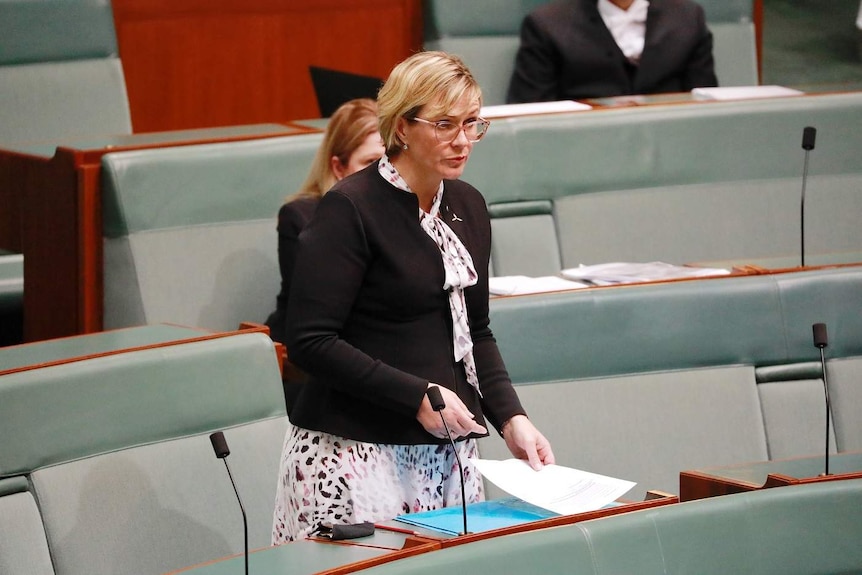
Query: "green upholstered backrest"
489 266 862 384
0 329 288 575
0 478 55 575
468 93 862 203
356 479 862 575
482 265 862 495
423 0 548 39
711 21 759 86
468 93 862 272
0 0 131 143
101 134 322 237
0 331 285 477
478 364 769 499
0 0 118 66
100 133 322 331
31 418 287 575
825 357 862 452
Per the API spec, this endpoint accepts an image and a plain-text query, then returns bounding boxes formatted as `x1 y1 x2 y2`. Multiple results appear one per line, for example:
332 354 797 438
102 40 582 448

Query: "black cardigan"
285 163 526 445
265 196 320 346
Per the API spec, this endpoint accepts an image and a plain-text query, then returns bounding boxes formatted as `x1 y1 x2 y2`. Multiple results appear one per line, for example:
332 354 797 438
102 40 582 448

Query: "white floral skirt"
272 424 484 544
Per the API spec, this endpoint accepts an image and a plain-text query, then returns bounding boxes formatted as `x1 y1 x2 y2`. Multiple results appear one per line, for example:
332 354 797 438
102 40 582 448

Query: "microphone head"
426 386 446 412
802 126 816 151
812 323 828 349
209 431 230 459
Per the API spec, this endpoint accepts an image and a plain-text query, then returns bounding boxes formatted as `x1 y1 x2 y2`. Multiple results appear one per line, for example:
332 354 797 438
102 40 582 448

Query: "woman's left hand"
502 415 555 471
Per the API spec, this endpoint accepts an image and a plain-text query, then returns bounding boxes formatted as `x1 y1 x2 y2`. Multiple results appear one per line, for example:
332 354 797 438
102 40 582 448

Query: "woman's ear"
330 155 347 181
395 116 409 149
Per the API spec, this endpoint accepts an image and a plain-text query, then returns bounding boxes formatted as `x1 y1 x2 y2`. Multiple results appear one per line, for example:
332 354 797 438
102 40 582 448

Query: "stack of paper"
480 100 592 119
561 261 730 285
691 85 804 101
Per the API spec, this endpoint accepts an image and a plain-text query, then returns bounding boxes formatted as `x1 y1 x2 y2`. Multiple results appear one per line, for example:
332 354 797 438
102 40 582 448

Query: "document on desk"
561 261 730 285
470 458 636 516
691 85 804 100
480 100 592 119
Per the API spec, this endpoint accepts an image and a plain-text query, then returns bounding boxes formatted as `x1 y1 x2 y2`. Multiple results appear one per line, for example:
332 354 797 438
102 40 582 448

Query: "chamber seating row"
100 132 323 333
97 92 862 335
478 264 862 500
356 478 862 575
0 326 289 575
423 0 759 106
470 91 862 277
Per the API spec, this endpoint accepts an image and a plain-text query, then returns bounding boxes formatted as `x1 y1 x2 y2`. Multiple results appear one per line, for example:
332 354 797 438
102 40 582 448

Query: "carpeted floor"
761 0 862 90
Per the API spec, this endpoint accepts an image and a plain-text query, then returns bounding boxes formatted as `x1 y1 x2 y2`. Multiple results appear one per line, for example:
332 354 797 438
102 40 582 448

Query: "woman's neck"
391 154 440 213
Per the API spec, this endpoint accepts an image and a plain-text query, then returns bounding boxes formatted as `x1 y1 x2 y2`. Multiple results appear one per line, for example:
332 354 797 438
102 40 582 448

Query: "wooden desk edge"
439 494 679 548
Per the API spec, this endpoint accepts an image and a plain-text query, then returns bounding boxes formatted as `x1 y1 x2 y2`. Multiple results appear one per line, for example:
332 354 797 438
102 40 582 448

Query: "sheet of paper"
561 261 730 285
480 100 592 119
470 458 636 516
691 85 804 101
488 275 589 296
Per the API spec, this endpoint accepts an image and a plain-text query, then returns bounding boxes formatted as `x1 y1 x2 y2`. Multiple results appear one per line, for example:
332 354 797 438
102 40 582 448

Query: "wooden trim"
0 323 269 377
753 0 764 82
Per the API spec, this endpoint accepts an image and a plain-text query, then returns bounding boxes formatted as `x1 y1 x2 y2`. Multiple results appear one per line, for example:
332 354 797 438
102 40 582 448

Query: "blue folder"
394 497 558 536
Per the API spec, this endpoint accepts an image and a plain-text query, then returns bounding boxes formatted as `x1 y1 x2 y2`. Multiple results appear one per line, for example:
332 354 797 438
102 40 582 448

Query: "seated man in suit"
507 0 718 103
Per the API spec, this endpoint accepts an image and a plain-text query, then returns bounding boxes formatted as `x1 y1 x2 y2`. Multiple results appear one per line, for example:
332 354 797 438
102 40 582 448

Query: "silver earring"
402 143 409 150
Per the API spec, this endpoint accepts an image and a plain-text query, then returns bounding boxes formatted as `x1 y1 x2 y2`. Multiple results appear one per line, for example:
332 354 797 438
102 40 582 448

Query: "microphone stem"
819 347 831 476
800 150 811 267
222 459 249 575
439 417 468 535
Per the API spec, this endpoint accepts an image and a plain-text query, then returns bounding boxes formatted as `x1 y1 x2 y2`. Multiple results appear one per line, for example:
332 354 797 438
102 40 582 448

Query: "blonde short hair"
377 51 483 157
292 98 379 201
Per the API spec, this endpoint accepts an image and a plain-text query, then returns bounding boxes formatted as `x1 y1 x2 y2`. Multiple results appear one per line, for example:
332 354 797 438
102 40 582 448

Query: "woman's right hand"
417 383 487 440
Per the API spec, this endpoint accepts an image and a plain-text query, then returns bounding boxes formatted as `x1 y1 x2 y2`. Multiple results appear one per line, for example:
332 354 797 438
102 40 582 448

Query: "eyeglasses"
410 117 491 143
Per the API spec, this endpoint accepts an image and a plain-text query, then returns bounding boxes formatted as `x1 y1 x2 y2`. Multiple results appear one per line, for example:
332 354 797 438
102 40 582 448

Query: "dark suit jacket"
507 0 718 102
286 164 526 445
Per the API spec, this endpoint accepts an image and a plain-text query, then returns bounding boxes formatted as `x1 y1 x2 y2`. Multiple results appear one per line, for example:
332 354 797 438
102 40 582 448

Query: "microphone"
812 323 831 476
426 386 469 535
210 431 249 575
799 126 816 267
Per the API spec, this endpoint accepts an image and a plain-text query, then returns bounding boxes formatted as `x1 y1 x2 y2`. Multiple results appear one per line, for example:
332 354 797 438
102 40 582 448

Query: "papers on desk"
488 275 589 295
691 85 804 101
480 100 592 119
471 458 636 516
561 261 730 286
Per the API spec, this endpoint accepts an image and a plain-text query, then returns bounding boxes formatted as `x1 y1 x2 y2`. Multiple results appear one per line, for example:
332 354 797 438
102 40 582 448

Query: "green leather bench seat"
463 92 862 275
100 133 323 332
355 479 862 575
0 0 131 144
0 329 289 575
478 266 862 498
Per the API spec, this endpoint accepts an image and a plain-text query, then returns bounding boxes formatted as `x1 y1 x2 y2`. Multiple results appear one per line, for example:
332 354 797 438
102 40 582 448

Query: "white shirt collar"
597 0 650 63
